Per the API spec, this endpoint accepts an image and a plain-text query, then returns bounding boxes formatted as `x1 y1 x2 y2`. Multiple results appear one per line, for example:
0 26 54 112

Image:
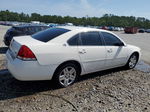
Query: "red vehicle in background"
124 27 138 34
100 26 108 30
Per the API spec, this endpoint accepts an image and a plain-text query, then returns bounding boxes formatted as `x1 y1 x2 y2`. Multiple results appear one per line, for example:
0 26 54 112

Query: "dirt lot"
0 25 10 70
0 25 150 112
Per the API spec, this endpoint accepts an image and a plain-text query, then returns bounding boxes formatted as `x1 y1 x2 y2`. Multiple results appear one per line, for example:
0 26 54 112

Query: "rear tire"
53 63 79 88
125 53 138 69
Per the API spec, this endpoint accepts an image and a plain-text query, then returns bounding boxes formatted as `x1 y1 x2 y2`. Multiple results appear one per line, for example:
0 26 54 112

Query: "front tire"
53 63 79 87
126 53 138 69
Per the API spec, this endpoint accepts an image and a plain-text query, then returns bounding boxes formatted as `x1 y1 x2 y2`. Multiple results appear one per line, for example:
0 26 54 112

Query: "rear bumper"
6 51 56 81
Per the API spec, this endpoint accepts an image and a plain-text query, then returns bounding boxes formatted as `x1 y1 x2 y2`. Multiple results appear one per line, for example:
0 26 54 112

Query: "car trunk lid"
8 36 44 60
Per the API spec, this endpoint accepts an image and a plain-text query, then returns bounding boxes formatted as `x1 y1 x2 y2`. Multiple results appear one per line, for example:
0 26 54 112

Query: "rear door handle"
107 49 113 53
79 49 86 54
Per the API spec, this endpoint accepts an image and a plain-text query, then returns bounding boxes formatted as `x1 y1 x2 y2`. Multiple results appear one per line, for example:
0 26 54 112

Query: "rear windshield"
32 28 70 42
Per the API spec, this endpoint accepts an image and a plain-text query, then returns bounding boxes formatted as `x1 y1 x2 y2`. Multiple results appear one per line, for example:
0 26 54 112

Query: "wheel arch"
127 51 140 64
130 51 140 61
52 60 82 79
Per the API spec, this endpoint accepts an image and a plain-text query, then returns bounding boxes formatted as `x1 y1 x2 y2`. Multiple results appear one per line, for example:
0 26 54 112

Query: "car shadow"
78 67 126 82
0 67 127 101
0 69 60 101
0 47 8 54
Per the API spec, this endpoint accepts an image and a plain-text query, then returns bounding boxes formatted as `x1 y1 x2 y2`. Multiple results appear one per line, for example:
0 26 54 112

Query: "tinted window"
22 28 30 35
80 32 102 46
28 27 35 34
101 32 123 46
33 27 39 33
41 26 49 30
11 28 23 36
34 26 47 33
12 31 21 36
32 28 70 42
68 34 79 46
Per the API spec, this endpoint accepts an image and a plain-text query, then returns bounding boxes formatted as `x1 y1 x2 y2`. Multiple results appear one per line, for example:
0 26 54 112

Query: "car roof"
57 26 88 30
48 26 124 44
57 26 109 32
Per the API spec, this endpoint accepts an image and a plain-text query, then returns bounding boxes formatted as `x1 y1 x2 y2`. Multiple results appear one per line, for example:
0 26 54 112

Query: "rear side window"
68 34 79 46
32 28 70 42
80 32 103 46
101 32 123 46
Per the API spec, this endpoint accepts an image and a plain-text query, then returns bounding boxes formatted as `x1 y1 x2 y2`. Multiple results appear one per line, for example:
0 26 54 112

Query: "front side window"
80 32 103 46
101 32 124 46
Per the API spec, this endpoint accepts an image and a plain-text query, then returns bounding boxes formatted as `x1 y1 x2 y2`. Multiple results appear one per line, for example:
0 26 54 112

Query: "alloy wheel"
129 55 137 68
59 66 77 87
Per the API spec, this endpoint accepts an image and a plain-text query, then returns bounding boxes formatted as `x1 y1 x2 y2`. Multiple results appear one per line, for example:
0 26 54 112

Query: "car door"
78 31 107 74
101 32 128 68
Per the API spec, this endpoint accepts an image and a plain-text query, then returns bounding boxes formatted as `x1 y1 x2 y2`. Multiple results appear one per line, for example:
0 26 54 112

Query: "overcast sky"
0 0 150 19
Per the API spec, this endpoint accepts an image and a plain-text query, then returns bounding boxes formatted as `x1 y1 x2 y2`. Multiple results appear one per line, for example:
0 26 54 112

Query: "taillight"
17 45 36 61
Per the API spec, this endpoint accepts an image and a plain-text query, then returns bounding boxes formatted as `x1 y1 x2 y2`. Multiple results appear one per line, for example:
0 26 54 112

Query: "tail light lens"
17 45 36 61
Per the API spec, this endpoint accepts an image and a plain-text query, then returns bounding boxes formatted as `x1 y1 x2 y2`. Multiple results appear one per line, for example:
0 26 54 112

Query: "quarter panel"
126 45 141 62
30 44 81 66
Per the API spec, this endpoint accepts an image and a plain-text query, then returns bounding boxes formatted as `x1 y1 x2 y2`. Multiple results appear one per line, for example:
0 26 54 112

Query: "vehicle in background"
120 27 124 31
0 21 5 25
47 23 58 28
100 26 108 30
108 26 115 31
6 26 141 87
4 25 49 46
124 27 138 34
31 21 40 24
106 27 124 31
0 21 24 26
114 27 121 31
138 29 145 33
0 21 13 26
65 23 74 26
146 29 150 33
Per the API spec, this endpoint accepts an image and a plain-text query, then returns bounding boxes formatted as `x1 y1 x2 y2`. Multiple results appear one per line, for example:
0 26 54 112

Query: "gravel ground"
0 25 10 70
0 25 150 112
0 68 150 112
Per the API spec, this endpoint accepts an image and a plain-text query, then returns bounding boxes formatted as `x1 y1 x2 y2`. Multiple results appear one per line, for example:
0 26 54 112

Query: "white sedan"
6 26 141 87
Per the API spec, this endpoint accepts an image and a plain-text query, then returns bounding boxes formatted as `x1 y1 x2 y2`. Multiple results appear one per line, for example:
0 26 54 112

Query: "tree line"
0 10 150 28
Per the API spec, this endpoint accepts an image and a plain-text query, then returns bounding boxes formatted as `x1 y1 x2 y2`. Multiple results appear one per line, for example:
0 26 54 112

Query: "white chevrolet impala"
6 27 141 87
